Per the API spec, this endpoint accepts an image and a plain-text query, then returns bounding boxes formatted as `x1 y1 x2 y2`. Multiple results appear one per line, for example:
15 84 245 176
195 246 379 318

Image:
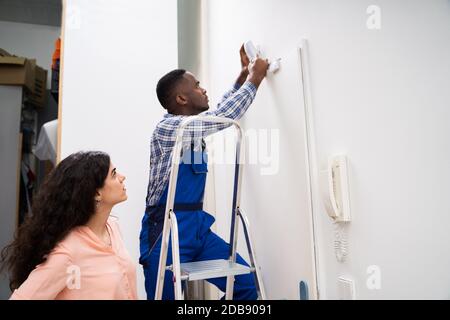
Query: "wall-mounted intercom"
320 155 351 262
320 154 351 222
244 40 280 73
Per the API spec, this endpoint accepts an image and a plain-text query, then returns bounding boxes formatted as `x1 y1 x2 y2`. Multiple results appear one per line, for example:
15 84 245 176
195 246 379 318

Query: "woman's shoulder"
51 231 74 249
52 227 89 256
38 236 74 268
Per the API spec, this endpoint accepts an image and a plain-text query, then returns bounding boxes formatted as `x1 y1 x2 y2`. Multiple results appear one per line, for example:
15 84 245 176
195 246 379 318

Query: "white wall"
0 20 60 88
59 0 178 299
208 50 318 299
204 0 450 299
203 2 318 299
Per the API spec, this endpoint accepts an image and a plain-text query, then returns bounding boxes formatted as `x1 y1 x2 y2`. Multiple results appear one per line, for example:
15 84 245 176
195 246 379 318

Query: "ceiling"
0 0 62 26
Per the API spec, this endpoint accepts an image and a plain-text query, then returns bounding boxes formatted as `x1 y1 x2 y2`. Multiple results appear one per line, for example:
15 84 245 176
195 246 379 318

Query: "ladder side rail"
225 134 244 299
154 118 185 299
238 208 267 300
154 217 172 299
169 211 183 299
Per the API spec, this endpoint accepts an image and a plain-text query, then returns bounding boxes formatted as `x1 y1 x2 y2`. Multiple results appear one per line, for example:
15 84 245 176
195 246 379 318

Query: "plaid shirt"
146 81 257 207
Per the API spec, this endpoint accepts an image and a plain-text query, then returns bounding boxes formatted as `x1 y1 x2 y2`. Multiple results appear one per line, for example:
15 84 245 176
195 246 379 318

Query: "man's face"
179 72 209 113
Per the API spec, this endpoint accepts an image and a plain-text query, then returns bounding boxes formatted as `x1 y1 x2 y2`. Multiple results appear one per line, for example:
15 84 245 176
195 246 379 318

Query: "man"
139 45 269 300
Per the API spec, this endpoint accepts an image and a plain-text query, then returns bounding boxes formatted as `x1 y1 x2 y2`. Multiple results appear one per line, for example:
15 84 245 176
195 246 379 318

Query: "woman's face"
97 162 127 206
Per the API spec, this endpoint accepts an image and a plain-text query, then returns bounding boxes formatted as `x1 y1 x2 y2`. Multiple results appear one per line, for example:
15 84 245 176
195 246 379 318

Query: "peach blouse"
10 218 137 300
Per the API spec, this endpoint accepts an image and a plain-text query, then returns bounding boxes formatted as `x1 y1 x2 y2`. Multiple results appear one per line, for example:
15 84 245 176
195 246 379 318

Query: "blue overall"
139 145 257 300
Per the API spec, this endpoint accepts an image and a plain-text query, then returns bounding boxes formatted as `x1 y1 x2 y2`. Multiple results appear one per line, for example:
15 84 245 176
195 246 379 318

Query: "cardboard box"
0 48 36 92
27 65 48 108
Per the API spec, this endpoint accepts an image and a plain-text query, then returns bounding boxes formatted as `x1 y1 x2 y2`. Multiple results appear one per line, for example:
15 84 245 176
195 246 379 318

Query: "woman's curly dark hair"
0 151 110 290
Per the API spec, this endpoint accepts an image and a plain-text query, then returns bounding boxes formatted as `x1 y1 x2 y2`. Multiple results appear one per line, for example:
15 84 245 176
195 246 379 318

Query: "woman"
0 151 137 299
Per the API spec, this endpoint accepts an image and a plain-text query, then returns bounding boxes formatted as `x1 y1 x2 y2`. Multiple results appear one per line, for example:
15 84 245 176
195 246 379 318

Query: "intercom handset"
244 40 280 73
320 155 351 222
320 155 351 262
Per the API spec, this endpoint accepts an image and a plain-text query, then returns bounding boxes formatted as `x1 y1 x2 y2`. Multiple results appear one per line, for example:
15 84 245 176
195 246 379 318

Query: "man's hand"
247 57 269 89
236 44 250 85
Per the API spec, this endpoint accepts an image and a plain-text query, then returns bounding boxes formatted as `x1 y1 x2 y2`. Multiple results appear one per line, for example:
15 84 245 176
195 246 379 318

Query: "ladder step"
178 259 252 281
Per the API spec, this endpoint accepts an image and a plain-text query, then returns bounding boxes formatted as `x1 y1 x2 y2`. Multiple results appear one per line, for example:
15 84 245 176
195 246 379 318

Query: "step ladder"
155 115 266 300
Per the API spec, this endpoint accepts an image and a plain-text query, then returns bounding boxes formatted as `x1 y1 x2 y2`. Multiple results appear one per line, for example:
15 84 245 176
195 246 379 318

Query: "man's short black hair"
156 69 186 109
